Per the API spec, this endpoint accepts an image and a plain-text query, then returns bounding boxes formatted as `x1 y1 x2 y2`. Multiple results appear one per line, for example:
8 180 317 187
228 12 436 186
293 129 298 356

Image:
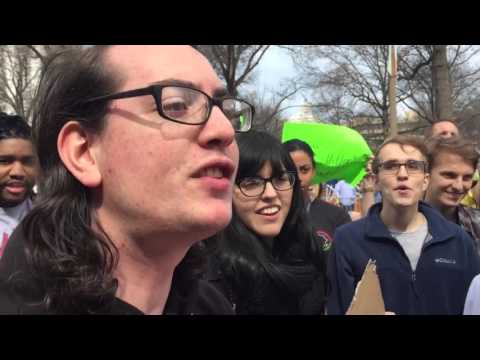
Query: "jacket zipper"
386 236 418 294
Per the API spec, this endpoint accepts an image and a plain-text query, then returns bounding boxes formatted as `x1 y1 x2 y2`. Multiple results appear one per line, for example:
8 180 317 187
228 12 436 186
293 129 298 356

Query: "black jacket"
0 224 234 315
308 199 351 252
205 240 326 315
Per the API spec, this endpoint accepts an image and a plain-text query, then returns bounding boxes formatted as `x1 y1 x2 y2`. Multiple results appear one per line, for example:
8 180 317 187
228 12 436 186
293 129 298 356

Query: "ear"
422 172 430 193
57 121 102 188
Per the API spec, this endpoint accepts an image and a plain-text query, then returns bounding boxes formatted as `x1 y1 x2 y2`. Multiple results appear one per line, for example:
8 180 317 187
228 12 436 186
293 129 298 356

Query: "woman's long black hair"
209 131 325 313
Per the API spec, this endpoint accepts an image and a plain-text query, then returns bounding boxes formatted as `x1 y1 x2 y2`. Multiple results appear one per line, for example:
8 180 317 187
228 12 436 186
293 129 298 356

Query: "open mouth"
201 167 226 179
193 160 235 180
256 205 281 216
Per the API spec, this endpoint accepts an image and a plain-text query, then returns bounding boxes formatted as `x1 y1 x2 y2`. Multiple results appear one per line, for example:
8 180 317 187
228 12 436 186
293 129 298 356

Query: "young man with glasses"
327 135 480 315
0 45 254 314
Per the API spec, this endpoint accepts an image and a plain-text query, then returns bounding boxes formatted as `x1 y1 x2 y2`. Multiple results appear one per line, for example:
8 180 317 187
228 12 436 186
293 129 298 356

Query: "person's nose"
198 105 236 149
451 177 464 192
396 164 409 180
261 180 279 200
299 174 307 187
9 161 26 179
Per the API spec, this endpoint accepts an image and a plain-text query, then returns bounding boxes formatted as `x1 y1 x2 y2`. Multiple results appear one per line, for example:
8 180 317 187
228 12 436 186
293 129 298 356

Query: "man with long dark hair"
0 45 254 314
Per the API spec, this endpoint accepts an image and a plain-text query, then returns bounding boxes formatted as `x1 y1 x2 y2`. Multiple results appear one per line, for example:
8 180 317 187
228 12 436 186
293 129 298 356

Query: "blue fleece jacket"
327 201 480 315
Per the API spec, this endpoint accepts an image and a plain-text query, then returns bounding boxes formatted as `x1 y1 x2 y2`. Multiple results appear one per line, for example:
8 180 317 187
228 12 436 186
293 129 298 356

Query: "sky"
249 45 415 120
243 46 304 118
255 46 295 90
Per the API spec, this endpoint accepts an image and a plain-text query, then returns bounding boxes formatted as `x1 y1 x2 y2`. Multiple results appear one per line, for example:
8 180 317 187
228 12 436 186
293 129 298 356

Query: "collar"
365 201 456 243
0 198 33 219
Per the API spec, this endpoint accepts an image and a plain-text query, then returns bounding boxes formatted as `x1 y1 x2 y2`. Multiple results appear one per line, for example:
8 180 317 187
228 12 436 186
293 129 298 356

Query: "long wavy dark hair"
208 131 325 313
13 46 205 313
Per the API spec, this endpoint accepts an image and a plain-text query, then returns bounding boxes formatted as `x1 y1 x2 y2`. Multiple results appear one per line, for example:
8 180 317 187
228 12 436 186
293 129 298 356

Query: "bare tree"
244 81 303 137
290 45 480 137
0 45 42 120
291 45 396 139
25 45 82 65
432 45 453 119
399 45 480 124
194 45 271 96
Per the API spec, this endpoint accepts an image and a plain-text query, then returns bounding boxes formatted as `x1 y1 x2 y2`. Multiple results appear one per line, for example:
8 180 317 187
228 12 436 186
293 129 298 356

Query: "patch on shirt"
434 257 457 265
315 230 333 252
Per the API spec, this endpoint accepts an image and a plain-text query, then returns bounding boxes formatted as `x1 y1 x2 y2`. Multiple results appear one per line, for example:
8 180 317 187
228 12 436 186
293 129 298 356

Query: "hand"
359 174 375 193
365 155 374 174
359 156 376 194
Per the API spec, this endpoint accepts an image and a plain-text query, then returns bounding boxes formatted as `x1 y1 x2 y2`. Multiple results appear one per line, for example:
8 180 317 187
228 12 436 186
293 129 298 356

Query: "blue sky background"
244 46 304 118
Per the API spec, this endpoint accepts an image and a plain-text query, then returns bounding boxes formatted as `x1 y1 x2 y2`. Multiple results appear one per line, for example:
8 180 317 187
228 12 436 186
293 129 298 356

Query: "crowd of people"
0 45 479 315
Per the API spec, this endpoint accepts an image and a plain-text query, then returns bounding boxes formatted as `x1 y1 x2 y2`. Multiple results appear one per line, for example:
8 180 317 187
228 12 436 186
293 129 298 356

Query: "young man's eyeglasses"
83 85 254 133
377 160 427 175
237 172 296 197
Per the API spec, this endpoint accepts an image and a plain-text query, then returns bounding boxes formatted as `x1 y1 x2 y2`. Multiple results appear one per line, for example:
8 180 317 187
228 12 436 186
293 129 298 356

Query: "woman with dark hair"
283 139 351 252
206 131 326 314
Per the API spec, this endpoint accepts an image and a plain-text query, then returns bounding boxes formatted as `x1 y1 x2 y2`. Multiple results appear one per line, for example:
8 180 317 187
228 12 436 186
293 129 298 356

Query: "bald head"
429 120 460 139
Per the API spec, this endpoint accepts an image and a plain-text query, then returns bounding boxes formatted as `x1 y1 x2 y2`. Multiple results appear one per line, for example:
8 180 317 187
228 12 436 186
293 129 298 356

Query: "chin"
393 200 416 208
197 205 233 234
255 226 282 238
441 200 460 208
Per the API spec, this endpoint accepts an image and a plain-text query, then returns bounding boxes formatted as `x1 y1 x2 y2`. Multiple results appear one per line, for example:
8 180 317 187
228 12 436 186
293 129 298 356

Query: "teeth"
259 207 280 215
204 167 223 178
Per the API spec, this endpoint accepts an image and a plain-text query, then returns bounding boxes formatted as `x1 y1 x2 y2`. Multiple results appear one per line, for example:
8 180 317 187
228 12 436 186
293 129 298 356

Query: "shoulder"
333 217 367 246
470 274 480 290
459 205 480 219
311 199 345 215
0 224 47 314
192 279 235 315
337 216 367 233
464 274 480 314
420 202 466 239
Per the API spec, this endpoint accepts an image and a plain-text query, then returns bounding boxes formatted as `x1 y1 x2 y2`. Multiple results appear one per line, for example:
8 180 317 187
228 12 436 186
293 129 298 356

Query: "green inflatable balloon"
282 122 373 187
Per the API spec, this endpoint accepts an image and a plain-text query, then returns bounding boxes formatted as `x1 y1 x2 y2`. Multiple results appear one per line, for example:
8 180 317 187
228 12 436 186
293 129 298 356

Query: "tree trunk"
432 45 453 121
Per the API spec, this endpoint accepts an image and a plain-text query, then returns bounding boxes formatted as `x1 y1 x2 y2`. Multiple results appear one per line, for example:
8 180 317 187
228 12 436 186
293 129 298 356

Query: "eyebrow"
151 78 229 98
0 155 35 160
381 158 423 162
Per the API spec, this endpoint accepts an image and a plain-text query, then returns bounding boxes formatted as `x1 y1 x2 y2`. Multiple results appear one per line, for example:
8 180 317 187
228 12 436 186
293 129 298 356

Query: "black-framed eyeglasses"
377 160 427 175
83 84 254 133
236 172 296 197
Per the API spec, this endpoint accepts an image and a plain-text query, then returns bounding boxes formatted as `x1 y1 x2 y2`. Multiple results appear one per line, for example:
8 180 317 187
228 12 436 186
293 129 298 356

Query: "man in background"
0 113 37 259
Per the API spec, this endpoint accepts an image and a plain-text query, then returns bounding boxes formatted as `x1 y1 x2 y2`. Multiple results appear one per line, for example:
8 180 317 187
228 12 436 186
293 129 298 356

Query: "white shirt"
0 198 33 259
464 274 480 315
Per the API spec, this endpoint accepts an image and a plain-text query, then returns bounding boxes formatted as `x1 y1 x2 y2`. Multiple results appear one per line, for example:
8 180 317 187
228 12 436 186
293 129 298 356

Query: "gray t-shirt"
390 222 428 271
